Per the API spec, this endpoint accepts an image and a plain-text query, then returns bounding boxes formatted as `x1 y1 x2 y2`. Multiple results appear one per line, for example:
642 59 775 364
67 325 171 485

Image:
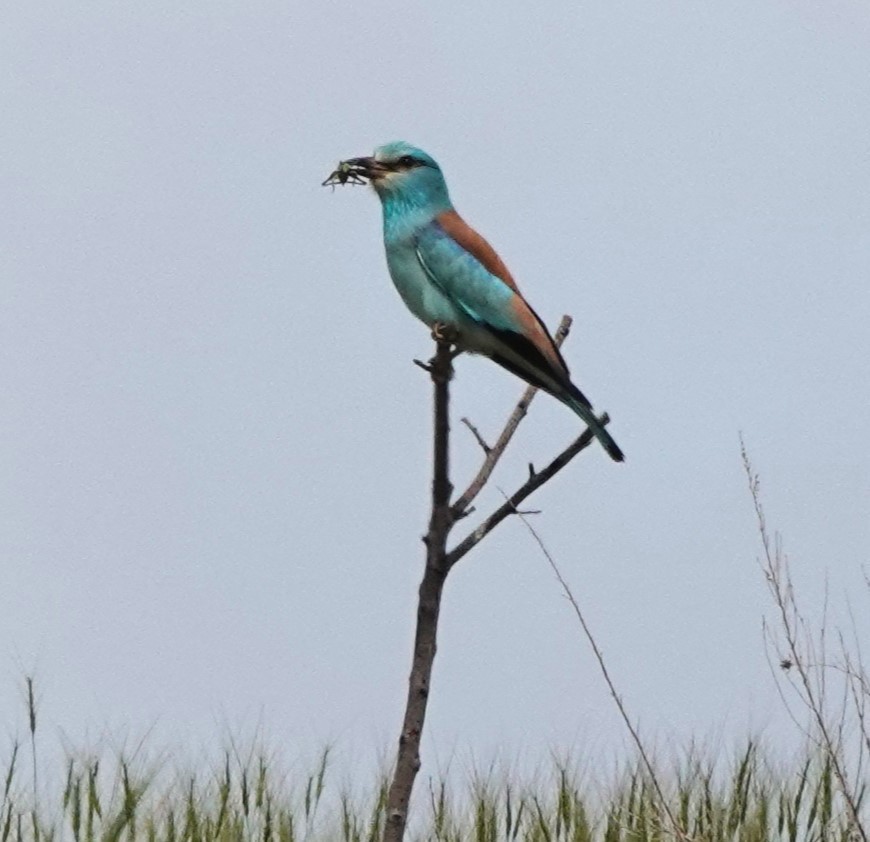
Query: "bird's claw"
431 322 459 345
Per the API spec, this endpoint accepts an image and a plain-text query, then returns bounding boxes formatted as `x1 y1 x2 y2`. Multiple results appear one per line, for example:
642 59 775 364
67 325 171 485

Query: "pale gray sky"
2 0 869 772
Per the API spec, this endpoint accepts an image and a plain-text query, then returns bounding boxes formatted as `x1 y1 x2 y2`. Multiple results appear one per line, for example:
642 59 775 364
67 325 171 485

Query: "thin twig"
451 315 573 518
460 418 491 454
510 507 690 842
446 415 608 569
761 619 809 738
741 438 867 842
26 677 37 833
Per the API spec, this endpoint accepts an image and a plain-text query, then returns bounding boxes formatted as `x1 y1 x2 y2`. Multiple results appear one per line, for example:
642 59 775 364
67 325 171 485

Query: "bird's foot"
430 321 459 346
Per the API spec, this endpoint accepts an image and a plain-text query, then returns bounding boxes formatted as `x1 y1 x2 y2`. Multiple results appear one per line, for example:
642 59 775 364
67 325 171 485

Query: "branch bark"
451 315 573 519
382 318 603 841
447 415 608 568
382 340 454 842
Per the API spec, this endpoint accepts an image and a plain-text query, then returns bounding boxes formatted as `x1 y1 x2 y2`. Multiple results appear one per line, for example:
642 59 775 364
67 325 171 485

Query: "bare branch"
460 417 491 454
761 618 810 738
451 315 573 518
741 437 867 842
446 415 608 569
384 318 604 842
383 340 454 842
512 508 692 842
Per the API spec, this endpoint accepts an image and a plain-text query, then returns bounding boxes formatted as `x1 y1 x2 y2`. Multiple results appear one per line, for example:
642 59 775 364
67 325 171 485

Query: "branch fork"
382 315 613 842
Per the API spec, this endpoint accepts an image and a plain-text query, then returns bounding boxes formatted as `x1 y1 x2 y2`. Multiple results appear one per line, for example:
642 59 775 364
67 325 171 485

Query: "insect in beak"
322 156 390 188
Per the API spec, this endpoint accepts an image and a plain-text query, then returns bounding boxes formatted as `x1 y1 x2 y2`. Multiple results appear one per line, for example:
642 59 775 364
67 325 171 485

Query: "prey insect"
322 160 368 189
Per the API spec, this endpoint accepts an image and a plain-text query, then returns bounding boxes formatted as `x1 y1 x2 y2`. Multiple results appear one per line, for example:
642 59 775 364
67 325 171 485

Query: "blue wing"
414 218 575 397
414 220 521 333
413 218 625 461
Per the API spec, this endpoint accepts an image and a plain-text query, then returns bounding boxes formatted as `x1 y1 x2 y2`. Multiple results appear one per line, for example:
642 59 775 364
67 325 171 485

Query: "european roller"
333 141 624 463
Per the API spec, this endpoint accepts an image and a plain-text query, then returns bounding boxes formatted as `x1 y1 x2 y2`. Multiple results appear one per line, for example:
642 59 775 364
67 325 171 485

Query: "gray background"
2 0 869 770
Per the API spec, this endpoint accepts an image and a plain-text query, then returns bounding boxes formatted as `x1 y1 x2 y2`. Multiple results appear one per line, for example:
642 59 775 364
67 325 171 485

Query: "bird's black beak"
342 156 391 180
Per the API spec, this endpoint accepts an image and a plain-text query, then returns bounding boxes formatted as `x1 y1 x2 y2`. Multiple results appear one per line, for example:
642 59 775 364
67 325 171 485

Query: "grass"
0 726 863 842
3 447 866 841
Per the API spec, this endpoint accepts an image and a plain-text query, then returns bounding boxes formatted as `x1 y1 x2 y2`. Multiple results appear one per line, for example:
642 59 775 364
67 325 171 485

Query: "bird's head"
343 142 452 212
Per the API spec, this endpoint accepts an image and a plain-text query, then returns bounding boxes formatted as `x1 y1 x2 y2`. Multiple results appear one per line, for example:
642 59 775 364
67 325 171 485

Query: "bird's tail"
561 384 625 463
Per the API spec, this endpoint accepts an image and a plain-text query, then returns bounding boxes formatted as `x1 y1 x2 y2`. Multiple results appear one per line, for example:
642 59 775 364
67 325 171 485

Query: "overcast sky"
2 0 869 779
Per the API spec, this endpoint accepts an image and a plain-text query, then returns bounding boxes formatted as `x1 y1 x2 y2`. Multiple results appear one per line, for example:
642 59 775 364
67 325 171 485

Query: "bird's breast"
384 240 460 329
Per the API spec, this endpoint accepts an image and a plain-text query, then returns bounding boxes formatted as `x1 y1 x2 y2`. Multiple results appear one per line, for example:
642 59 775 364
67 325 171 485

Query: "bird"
340 141 624 463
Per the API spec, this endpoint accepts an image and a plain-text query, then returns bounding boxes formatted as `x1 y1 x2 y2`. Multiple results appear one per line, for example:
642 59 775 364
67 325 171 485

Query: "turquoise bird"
340 141 624 463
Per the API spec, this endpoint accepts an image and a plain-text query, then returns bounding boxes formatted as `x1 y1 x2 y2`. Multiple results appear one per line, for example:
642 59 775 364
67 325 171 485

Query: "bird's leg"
430 321 459 346
430 321 465 361
414 323 461 379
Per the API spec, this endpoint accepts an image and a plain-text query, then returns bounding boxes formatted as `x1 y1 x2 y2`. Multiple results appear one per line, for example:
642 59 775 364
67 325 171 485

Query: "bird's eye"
398 155 418 167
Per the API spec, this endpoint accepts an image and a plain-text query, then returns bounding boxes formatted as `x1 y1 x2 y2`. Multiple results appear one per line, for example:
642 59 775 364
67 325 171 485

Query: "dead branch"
511 506 691 842
451 315 573 519
383 341 454 842
741 438 867 842
460 417 491 454
383 318 604 842
446 417 607 569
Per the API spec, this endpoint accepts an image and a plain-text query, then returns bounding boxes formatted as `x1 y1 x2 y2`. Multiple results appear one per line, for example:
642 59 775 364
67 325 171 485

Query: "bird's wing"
415 211 579 396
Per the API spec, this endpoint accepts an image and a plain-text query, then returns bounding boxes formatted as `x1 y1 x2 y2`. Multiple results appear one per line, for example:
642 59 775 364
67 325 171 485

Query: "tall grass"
0 725 862 842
